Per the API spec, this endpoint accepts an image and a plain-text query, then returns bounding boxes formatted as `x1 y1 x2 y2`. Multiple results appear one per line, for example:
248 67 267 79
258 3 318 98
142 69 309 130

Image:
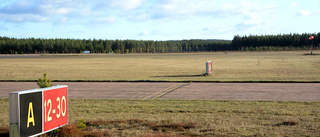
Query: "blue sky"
0 0 319 40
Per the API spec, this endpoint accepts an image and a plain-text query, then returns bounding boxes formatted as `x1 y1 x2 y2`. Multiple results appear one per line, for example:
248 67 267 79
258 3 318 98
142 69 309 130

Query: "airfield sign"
9 85 68 137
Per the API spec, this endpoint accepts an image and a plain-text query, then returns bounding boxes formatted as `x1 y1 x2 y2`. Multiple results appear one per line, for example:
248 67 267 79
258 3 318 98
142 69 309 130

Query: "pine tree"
37 73 54 88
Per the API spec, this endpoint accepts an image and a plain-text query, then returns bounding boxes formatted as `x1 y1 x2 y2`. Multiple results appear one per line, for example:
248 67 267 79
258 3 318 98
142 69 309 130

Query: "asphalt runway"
1 82 319 101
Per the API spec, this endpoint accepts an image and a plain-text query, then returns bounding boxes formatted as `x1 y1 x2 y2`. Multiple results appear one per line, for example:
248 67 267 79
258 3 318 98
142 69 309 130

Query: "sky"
0 0 319 40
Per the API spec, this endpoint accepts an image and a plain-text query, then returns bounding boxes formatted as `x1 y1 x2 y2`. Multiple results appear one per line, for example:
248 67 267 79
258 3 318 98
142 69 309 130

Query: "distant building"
82 51 90 54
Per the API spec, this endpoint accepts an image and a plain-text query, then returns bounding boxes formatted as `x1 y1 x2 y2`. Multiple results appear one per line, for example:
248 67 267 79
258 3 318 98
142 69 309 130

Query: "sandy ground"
1 82 319 101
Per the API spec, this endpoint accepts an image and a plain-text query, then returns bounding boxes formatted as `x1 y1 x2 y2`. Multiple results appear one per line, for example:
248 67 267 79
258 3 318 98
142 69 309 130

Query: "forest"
232 33 320 51
0 33 319 54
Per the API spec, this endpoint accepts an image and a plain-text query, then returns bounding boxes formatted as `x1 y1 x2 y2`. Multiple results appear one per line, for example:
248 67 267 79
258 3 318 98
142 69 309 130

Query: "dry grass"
0 51 319 82
1 99 320 136
1 51 320 136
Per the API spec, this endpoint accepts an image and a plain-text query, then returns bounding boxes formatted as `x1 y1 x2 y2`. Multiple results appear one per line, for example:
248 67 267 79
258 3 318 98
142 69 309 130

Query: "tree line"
0 37 231 54
0 33 319 54
232 33 320 51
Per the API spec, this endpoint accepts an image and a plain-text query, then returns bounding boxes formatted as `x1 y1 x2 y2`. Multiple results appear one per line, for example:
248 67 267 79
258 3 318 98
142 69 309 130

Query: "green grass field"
0 51 319 82
1 99 319 136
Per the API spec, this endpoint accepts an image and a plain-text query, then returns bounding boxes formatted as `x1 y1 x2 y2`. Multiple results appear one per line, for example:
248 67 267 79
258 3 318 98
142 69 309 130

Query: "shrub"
37 73 53 88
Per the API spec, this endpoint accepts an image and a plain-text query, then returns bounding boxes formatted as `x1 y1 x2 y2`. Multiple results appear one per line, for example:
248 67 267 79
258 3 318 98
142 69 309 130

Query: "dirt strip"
0 82 319 101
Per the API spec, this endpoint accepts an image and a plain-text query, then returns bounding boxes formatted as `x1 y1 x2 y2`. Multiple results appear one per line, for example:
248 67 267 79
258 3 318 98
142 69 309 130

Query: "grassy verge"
0 51 319 82
1 99 319 136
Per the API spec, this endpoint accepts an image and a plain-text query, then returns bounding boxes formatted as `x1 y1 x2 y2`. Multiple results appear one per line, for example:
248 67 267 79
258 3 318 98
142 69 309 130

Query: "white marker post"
206 61 212 75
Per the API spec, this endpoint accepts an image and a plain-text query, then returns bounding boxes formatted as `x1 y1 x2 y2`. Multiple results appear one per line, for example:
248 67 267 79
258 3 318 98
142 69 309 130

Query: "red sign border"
42 86 68 132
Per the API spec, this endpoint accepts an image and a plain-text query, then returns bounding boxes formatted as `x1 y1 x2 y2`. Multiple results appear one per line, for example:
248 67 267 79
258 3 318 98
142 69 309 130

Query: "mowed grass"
0 51 319 82
1 99 320 136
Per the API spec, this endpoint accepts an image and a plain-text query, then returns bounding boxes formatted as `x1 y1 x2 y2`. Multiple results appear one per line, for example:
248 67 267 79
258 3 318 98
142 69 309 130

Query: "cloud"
0 0 300 39
138 30 160 37
204 19 271 35
0 0 40 14
0 0 278 25
146 0 277 22
0 13 49 22
203 25 234 34
92 17 116 24
234 20 271 31
150 0 216 19
54 17 68 25
296 10 312 16
39 5 74 15
109 0 144 10
138 30 150 36
0 0 115 26
290 2 298 8
219 1 276 19
296 9 320 17
0 0 76 23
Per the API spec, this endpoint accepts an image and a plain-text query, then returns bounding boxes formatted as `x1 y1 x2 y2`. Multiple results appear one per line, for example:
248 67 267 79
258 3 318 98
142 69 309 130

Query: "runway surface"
1 82 319 101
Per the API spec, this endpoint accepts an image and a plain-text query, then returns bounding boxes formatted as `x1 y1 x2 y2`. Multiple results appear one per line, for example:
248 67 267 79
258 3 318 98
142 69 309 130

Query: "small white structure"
206 61 212 74
82 51 90 54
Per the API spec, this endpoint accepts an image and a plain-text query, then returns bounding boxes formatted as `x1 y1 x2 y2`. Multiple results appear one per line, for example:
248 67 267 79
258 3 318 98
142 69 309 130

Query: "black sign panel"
19 91 42 137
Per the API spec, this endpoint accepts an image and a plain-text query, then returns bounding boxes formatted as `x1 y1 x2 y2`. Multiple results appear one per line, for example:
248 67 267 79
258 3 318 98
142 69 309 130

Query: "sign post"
9 85 68 137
